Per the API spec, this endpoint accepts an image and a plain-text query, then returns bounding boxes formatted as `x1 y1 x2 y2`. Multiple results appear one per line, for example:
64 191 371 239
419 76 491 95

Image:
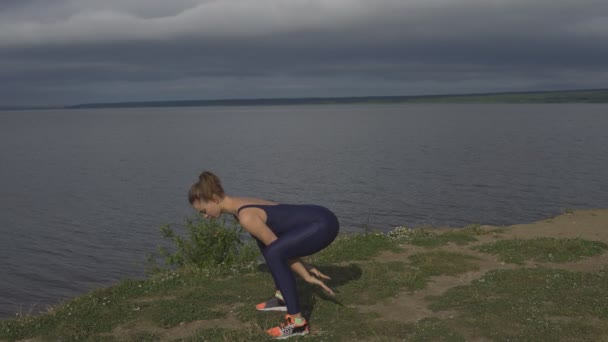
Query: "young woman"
188 171 340 339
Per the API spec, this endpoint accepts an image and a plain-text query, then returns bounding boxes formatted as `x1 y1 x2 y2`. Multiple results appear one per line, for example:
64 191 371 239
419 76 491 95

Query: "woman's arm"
238 213 278 246
289 259 313 280
290 258 334 295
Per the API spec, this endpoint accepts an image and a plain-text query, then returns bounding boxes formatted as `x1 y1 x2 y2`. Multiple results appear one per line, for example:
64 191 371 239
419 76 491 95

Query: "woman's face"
192 198 221 219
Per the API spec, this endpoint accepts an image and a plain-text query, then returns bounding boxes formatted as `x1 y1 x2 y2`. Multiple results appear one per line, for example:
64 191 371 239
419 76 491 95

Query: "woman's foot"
256 292 287 311
255 290 287 311
266 314 309 339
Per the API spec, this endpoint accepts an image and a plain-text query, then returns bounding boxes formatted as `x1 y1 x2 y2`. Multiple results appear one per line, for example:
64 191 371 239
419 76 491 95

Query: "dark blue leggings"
255 217 339 314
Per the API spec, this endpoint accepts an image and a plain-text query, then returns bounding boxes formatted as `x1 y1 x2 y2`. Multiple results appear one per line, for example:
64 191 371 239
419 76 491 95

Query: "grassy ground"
3 209 608 341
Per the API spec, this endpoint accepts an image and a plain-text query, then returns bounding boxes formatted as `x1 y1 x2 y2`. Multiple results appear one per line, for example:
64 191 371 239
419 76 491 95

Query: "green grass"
473 238 608 264
0 277 180 340
122 331 162 342
219 255 475 341
388 224 498 248
397 318 466 342
409 251 481 277
0 233 481 341
427 267 608 341
182 328 267 342
4 224 608 341
309 232 402 264
316 251 481 306
335 261 408 304
0 270 275 341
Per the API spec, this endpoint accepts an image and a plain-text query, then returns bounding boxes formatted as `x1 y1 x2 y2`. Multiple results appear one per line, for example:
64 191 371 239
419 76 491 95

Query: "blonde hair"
188 171 225 204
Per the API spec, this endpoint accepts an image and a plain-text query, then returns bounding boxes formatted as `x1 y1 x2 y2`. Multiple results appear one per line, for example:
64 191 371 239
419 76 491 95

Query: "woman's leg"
253 236 286 311
261 219 339 314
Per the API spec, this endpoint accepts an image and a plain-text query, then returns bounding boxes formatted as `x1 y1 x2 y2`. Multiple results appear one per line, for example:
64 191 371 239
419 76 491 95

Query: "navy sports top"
237 204 337 236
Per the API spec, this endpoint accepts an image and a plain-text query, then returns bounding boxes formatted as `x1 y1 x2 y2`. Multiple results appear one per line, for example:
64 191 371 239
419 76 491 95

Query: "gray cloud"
1 0 607 106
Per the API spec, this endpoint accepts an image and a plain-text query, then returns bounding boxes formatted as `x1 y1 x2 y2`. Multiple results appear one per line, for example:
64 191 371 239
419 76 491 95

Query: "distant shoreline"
2 88 608 111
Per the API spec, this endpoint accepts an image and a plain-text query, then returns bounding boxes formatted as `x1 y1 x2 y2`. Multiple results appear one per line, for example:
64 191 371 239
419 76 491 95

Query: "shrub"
147 215 259 274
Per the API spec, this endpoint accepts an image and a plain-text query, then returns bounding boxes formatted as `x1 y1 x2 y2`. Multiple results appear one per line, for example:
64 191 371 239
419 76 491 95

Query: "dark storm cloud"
1 0 607 106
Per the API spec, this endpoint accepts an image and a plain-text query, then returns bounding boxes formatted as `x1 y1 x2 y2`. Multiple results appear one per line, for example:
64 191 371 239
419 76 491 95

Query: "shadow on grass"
256 263 363 320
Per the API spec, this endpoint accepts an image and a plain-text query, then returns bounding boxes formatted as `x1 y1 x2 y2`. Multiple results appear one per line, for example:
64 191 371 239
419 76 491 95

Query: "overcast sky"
1 0 607 106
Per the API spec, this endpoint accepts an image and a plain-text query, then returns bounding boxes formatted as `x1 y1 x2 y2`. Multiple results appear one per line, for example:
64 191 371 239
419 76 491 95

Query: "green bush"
147 215 259 274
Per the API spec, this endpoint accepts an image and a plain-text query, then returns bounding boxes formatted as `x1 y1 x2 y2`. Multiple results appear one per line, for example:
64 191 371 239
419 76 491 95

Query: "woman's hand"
305 267 335 296
308 267 331 280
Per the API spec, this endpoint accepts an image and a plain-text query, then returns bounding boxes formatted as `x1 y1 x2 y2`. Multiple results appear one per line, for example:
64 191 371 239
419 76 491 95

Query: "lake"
1 103 607 319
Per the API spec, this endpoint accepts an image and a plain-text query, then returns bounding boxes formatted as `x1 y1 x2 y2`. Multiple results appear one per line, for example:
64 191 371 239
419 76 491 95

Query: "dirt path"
498 208 608 241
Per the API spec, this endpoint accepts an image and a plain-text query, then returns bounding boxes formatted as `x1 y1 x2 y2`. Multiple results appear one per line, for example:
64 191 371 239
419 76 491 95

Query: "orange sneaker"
266 314 309 339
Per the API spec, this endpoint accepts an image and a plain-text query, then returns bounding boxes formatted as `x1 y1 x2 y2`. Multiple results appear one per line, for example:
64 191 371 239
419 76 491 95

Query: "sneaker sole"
273 331 309 339
256 306 287 312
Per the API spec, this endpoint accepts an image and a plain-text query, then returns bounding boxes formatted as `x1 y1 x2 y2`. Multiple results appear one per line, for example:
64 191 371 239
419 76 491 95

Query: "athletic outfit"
237 204 340 315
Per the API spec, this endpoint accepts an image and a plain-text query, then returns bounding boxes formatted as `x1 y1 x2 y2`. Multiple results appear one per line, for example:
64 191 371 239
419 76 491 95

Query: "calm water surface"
1 103 607 318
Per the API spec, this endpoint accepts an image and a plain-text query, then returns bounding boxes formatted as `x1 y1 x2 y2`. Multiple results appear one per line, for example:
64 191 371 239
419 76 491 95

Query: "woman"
188 171 339 339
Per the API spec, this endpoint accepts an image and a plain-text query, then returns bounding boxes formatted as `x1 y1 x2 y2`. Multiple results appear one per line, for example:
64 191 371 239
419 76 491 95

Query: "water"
1 103 607 318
